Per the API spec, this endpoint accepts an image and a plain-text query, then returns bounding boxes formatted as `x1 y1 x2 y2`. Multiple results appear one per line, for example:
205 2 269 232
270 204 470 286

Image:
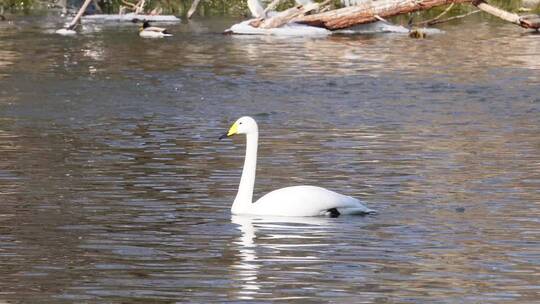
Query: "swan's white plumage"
222 116 374 217
251 185 373 217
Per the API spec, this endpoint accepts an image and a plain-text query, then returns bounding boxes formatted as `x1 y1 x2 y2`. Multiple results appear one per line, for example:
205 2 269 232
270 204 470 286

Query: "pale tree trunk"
66 0 93 30
296 0 471 30
250 0 331 29
264 0 286 16
134 0 146 14
188 0 202 19
473 0 540 29
253 0 539 31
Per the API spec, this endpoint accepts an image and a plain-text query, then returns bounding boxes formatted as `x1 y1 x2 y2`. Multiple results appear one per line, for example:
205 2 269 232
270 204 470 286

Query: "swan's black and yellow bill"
218 121 239 140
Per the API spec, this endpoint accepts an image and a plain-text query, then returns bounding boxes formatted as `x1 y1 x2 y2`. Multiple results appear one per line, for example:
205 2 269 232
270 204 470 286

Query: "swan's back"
250 185 372 217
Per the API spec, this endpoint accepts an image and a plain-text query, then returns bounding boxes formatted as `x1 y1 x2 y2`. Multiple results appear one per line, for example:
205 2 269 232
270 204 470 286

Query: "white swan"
220 116 374 217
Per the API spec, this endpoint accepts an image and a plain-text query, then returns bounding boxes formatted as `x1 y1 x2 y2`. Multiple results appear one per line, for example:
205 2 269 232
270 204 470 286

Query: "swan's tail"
321 206 376 217
338 207 376 216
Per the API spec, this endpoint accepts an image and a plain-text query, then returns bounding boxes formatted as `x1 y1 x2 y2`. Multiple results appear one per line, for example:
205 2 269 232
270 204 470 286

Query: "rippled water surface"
0 14 539 303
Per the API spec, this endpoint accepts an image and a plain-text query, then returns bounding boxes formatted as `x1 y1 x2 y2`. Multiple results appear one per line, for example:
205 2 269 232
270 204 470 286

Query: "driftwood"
120 0 152 14
121 0 138 11
295 0 471 30
82 14 180 22
250 0 330 29
264 0 286 16
420 9 481 26
65 0 93 30
473 0 540 29
415 2 455 25
187 0 202 19
64 0 176 30
251 0 539 31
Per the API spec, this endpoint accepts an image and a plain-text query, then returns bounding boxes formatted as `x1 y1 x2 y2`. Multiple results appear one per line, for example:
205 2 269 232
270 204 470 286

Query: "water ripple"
0 15 538 304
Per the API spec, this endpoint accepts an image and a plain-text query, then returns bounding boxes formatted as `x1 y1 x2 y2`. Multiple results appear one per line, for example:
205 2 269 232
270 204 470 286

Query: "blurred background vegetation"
0 0 538 18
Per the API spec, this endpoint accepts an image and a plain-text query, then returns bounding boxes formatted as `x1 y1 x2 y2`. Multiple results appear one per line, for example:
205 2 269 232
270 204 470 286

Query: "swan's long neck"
231 131 258 214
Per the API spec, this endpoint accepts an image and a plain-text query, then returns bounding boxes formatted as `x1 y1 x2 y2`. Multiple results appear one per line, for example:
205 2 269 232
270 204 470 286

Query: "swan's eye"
239 122 243 125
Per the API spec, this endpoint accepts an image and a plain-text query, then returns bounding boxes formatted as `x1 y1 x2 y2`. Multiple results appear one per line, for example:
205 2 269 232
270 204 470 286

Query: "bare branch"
188 0 202 19
415 3 454 26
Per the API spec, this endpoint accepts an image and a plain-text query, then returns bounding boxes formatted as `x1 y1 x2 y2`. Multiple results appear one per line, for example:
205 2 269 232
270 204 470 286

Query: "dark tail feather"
326 208 341 218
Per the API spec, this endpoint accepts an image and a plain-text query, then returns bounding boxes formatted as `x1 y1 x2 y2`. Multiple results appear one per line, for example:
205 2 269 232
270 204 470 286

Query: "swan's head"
219 116 258 139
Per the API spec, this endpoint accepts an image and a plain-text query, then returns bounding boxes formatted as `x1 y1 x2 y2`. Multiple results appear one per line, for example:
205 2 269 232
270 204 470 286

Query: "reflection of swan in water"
231 215 334 300
220 116 374 217
231 215 261 299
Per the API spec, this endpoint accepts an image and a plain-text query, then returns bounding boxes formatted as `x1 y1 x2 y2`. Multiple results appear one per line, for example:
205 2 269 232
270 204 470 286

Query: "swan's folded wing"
252 185 372 217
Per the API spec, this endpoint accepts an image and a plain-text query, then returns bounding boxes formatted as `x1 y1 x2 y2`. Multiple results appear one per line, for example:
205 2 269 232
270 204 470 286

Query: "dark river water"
0 13 539 303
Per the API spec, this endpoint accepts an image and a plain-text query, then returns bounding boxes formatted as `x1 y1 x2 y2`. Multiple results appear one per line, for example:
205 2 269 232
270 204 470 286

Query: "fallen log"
250 1 328 29
65 0 93 30
263 0 286 16
473 0 540 29
415 2 455 25
419 9 481 26
82 13 180 22
238 0 540 33
187 0 202 19
519 14 540 29
295 0 471 30
254 0 539 31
